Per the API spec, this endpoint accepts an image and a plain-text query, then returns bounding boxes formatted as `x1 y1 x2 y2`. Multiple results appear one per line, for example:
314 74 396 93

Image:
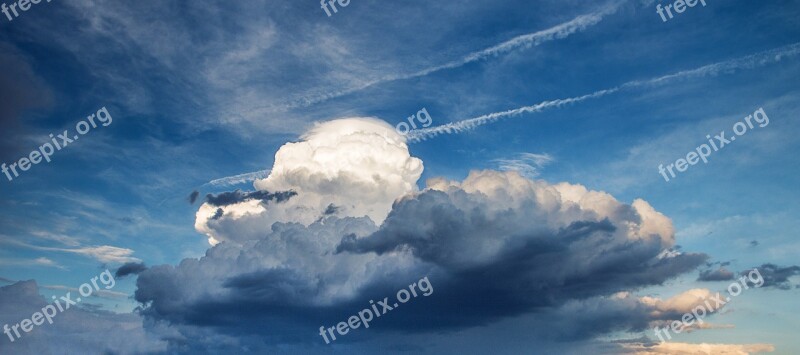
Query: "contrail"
408 42 800 142
408 88 619 142
266 1 625 112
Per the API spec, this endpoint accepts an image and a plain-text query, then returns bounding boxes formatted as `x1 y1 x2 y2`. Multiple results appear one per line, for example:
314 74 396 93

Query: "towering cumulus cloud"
137 118 708 352
194 117 423 245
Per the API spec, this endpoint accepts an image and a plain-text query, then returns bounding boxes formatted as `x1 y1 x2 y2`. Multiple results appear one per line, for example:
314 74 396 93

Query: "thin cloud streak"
39 284 128 299
494 153 554 178
0 277 128 299
0 257 65 270
408 42 800 142
409 88 619 141
268 1 625 112
0 237 140 264
205 169 271 187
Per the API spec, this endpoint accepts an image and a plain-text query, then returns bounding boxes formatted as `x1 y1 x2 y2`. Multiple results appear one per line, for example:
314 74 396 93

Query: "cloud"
743 264 800 290
3 2 795 352
188 191 200 205
135 216 387 327
681 322 736 332
253 117 422 224
0 281 165 354
205 170 270 188
0 238 140 264
0 257 63 269
639 289 722 316
133 119 709 349
619 341 775 354
409 88 618 142
204 190 297 207
323 204 339 216
55 245 140 264
194 118 423 245
141 172 706 342
0 42 53 159
279 1 625 111
494 153 554 178
509 289 723 341
211 208 224 221
36 284 128 300
115 262 148 278
409 42 800 142
698 268 735 282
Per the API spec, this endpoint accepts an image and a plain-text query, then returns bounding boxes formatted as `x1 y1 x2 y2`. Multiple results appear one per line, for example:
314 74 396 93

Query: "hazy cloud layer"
0 281 165 354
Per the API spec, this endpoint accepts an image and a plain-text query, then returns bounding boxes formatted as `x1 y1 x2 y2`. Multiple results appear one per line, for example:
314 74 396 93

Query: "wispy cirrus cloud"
38 284 128 299
28 230 83 247
0 237 139 264
269 1 626 112
56 245 140 264
0 276 127 299
0 257 64 269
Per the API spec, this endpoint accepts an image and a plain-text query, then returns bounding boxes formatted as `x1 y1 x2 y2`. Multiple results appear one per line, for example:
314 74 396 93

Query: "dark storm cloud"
115 262 148 278
222 269 322 305
135 180 707 347
337 189 707 329
134 217 404 346
743 264 800 290
697 268 735 281
527 297 673 341
205 190 297 207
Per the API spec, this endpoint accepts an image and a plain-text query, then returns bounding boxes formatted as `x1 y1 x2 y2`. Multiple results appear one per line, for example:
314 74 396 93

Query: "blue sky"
1 0 799 353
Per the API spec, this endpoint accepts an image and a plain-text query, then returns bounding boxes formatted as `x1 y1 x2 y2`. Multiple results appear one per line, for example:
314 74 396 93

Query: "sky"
0 0 799 353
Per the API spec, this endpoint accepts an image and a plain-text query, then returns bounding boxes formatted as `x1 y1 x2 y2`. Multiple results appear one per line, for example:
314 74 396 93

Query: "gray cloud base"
134 171 708 348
